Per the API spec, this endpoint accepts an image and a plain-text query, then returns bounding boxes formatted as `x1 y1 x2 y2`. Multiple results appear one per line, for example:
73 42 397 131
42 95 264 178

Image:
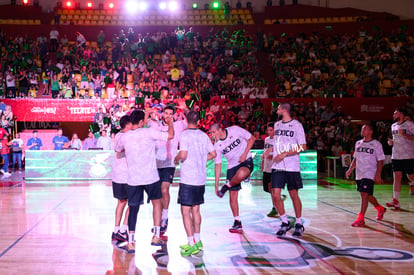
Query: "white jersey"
354 139 385 180
263 136 274 173
391 121 414 160
272 119 306 172
214 126 252 170
112 132 128 184
115 127 168 186
179 129 215 186
149 119 187 168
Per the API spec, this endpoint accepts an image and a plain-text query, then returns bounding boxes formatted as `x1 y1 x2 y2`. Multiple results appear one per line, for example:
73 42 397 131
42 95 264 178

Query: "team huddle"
108 103 414 256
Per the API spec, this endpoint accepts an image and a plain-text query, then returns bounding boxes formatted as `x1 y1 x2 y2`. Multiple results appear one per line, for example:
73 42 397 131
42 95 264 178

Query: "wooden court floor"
0 176 413 274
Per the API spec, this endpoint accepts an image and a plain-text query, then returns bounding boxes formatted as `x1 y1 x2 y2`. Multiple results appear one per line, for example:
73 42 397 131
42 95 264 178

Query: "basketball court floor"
0 174 413 274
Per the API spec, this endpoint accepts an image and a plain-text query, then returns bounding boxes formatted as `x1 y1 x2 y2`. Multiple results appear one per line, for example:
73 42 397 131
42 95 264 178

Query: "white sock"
296 217 302 225
281 214 288 224
234 216 240 221
194 233 201 242
162 209 168 220
129 233 135 243
113 226 120 233
188 236 195 246
154 226 161 238
394 191 400 200
226 180 231 187
409 182 414 186
120 224 128 233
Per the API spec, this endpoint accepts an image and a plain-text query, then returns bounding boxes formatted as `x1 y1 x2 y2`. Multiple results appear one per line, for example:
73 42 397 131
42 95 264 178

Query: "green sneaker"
179 243 190 250
180 244 200 256
195 240 203 250
267 207 279 218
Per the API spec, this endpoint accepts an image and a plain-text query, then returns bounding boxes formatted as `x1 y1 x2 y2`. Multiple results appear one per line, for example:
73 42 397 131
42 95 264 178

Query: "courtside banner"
3 99 135 122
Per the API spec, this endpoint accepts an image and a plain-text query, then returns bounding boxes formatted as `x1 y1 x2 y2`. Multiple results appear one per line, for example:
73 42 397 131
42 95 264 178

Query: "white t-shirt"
353 139 385 180
150 119 187 168
391 121 414 160
272 119 307 172
115 127 168 186
263 136 274 173
112 132 128 184
97 136 112 150
50 30 59 40
214 126 252 170
179 129 215 186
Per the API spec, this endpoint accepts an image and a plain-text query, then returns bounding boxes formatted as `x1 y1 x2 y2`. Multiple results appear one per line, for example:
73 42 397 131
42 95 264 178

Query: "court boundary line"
317 199 414 237
0 194 71 258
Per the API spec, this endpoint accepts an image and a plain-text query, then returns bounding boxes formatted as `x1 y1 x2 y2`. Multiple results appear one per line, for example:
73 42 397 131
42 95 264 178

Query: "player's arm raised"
165 116 175 140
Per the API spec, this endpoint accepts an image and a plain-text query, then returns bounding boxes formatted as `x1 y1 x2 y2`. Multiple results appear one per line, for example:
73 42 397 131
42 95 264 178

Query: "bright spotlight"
212 1 219 9
192 3 198 9
109 2 114 9
87 2 93 8
66 1 72 8
138 1 148 10
159 2 167 10
169 1 178 11
126 0 138 12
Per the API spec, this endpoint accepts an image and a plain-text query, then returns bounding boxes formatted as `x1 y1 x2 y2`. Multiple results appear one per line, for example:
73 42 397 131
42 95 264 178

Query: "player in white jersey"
210 123 256 233
262 123 287 218
346 124 386 227
264 103 307 237
174 111 217 257
111 116 132 244
149 103 188 234
115 110 174 254
385 108 414 209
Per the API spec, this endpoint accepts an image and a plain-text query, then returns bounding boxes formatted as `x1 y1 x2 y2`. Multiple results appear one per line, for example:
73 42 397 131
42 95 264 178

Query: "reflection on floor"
0 175 413 274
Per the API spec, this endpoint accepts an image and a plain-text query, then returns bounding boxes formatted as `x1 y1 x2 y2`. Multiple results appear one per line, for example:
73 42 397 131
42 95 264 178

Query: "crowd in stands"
266 31 414 97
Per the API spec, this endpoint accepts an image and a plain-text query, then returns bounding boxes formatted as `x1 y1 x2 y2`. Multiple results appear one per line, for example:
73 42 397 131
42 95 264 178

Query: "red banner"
3 99 115 122
3 97 413 122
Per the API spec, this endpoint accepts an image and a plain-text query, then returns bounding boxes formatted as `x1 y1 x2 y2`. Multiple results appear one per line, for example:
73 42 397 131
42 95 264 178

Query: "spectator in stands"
18 71 29 98
70 133 83 150
83 130 97 150
52 128 69 150
76 32 87 48
331 140 343 157
5 71 16 98
10 133 23 172
96 129 112 150
0 135 10 177
51 74 60 98
50 29 59 52
27 130 43 150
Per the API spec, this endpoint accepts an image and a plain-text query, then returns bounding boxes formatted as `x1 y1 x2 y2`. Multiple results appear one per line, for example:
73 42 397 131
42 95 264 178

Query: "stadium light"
138 1 148 11
168 1 178 11
126 0 138 12
86 1 93 8
22 0 29 5
159 2 167 10
66 1 72 8
109 2 114 9
192 3 198 9
212 1 220 9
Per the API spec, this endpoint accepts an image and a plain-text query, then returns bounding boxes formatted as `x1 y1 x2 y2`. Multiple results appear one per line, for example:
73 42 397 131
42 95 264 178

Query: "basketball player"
266 103 306 237
111 115 132 243
174 111 216 256
210 123 255 233
386 108 414 208
115 110 174 254
346 124 386 227
149 103 188 234
262 123 287 218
